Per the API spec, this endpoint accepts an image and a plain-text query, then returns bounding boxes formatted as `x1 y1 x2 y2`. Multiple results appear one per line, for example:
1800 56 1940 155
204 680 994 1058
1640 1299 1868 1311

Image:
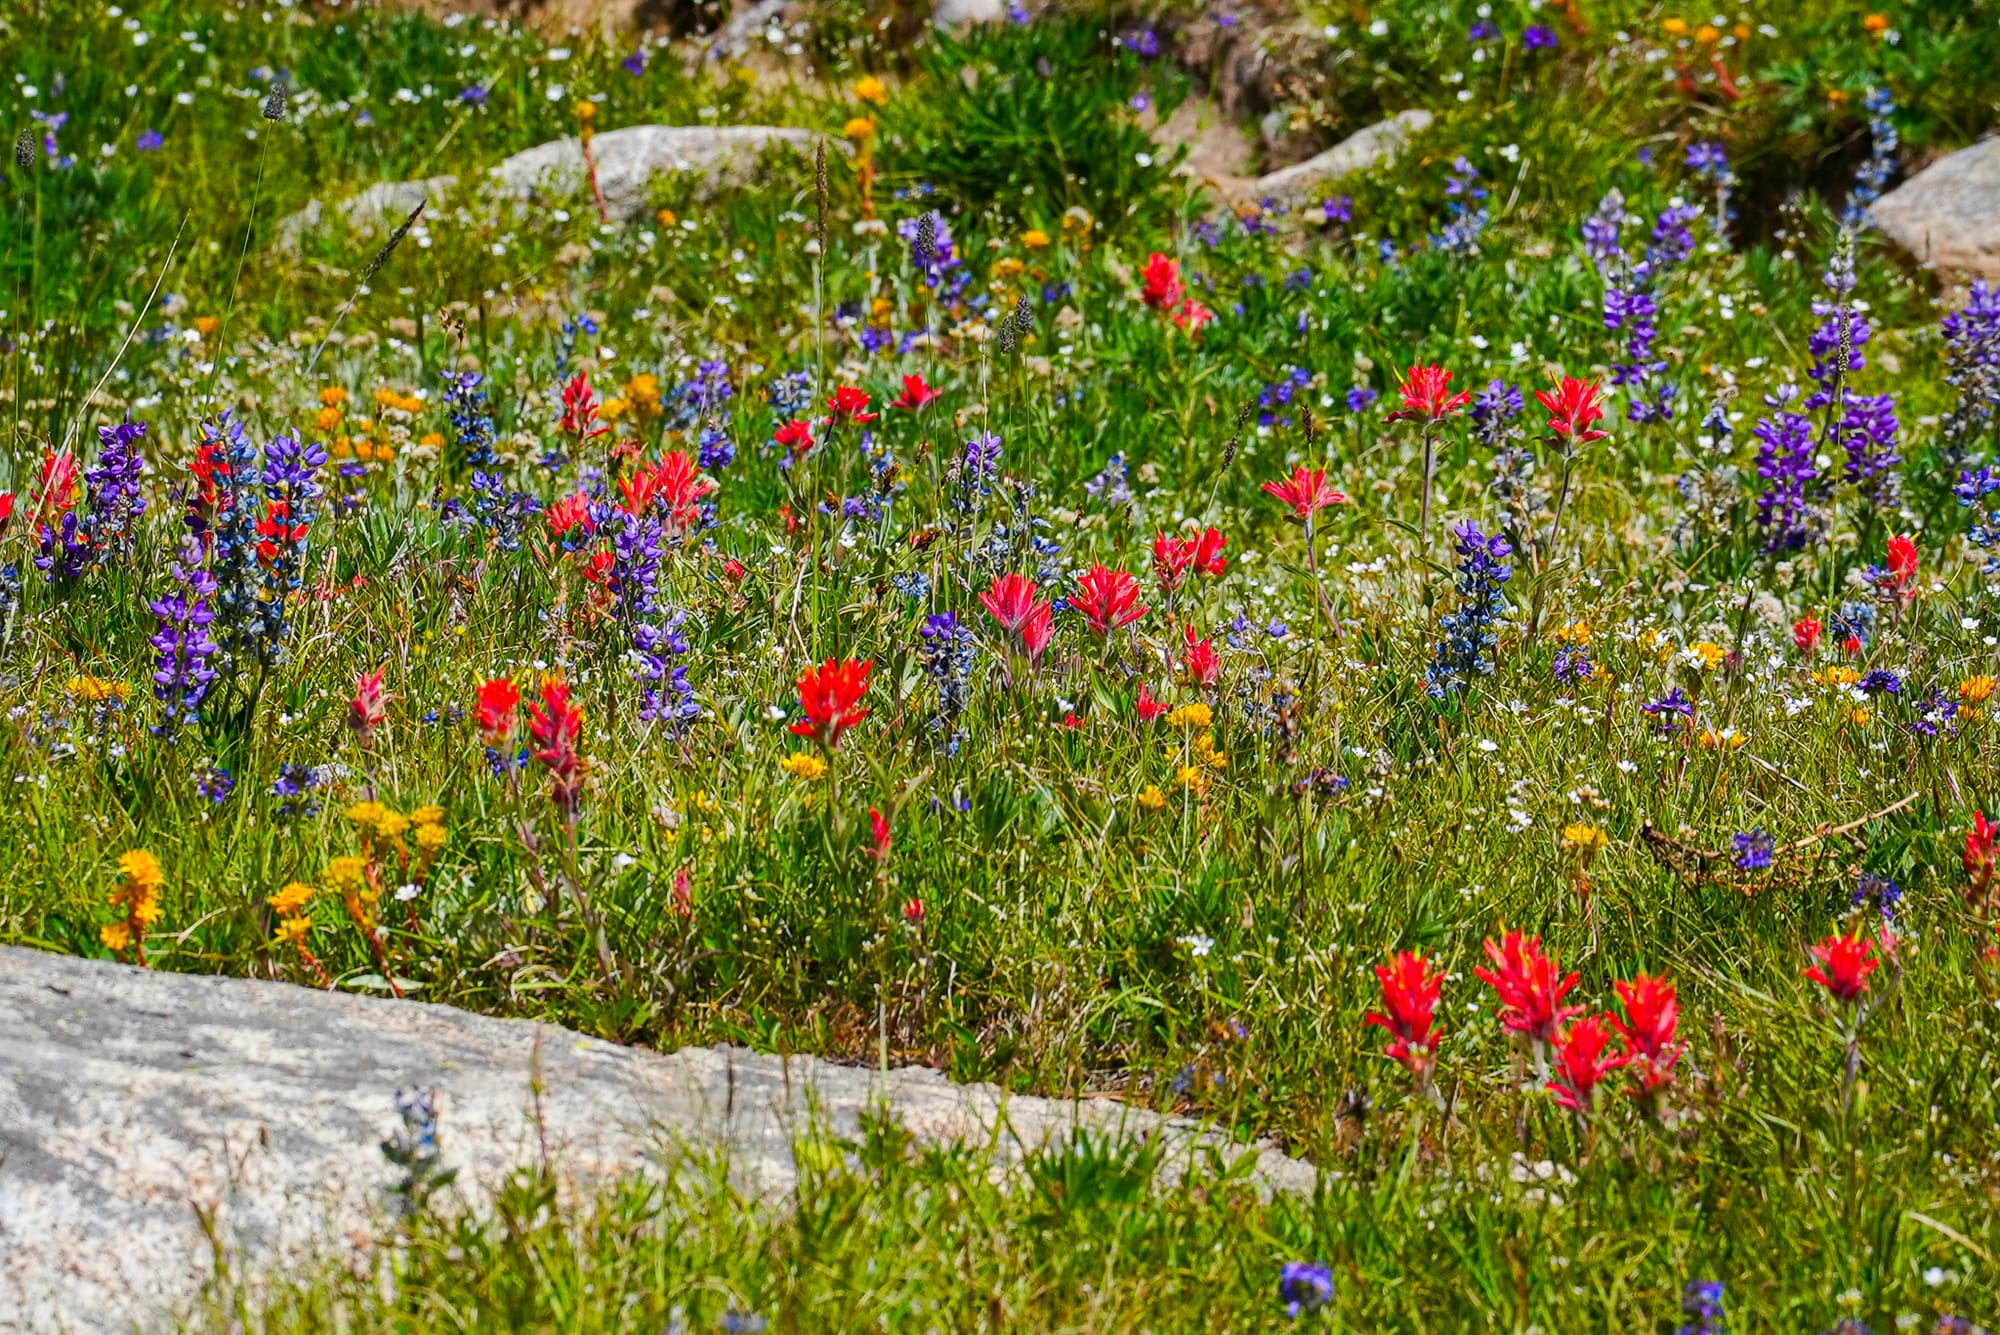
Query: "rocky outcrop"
0 947 1312 1333
1871 137 2000 280
1245 108 1433 207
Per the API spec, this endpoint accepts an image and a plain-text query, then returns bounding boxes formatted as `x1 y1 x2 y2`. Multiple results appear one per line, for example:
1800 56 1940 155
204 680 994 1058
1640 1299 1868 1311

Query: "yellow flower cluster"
1022 228 1051 250
1696 726 1747 750
374 387 423 414
328 853 377 929
1551 621 1593 646
1689 641 1726 671
268 881 316 948
602 373 663 425
853 75 888 106
1560 824 1609 856
66 676 130 703
101 849 165 954
1813 666 1862 688
1135 784 1167 811
781 752 829 781
1960 676 1996 704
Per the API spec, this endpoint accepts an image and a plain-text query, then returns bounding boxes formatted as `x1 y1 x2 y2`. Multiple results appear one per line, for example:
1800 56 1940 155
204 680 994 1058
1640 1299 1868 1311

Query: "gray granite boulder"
1245 108 1433 207
1871 137 2000 279
0 947 1311 1333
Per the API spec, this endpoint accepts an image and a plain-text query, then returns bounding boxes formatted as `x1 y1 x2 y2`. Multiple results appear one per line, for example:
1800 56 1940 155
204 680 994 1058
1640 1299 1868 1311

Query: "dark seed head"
13 130 31 169
1011 294 1033 334
262 82 288 122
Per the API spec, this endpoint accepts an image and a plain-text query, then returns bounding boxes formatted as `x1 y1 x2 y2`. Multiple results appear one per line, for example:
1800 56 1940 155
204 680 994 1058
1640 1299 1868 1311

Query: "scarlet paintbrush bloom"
1804 930 1879 1004
1385 363 1474 424
1139 252 1185 311
1966 812 1997 902
526 679 587 817
620 452 715 529
1474 930 1582 1045
546 492 593 540
826 385 878 424
349 669 388 748
1135 682 1169 721
1364 950 1444 1089
476 677 521 751
1180 625 1220 688
980 572 1042 633
1610 972 1682 1096
1260 467 1348 521
890 374 940 411
0 490 14 537
774 419 815 456
1018 601 1054 663
1073 564 1147 635
1532 375 1609 443
560 372 610 440
1172 298 1215 332
790 658 873 749
36 449 78 514
1793 617 1822 655
1884 534 1918 604
1152 528 1227 593
1548 1015 1628 1113
869 807 892 860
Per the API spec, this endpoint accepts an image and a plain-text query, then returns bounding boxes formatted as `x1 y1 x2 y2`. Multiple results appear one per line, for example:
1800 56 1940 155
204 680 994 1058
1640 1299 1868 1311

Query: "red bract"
37 449 78 514
1966 812 1996 901
1152 527 1227 593
980 572 1041 632
1364 950 1444 1087
1139 252 1185 311
0 490 14 536
560 372 609 440
902 896 925 925
1804 930 1879 1004
890 374 939 411
1793 617 1822 655
349 669 388 746
1547 1016 1628 1113
774 419 815 456
1018 601 1054 663
526 679 587 817
1610 972 1682 1095
826 386 878 424
1135 682 1169 721
1386 364 1474 424
1073 564 1147 635
1180 625 1220 688
621 452 715 529
869 807 892 860
255 500 308 563
547 492 594 539
476 678 521 747
789 658 873 749
1260 467 1348 521
1474 930 1582 1045
1885 534 1918 603
1532 375 1609 443
1172 299 1215 332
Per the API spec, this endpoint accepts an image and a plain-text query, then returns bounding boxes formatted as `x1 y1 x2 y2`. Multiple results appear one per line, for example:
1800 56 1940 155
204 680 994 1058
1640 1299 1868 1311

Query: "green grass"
5 0 2000 1329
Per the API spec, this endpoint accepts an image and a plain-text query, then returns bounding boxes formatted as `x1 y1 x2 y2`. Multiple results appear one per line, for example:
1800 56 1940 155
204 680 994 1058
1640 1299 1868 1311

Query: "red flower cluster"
527 679 587 817
1532 375 1609 443
560 372 610 440
1548 1015 1626 1112
1609 972 1682 1098
1967 812 1996 903
476 678 521 748
349 669 389 747
1365 950 1444 1090
1152 527 1227 593
980 573 1054 663
774 419 815 456
790 658 873 750
1073 564 1147 636
1792 617 1822 655
1474 930 1581 1045
619 451 715 530
1140 253 1185 311
1805 930 1880 1004
1883 533 1919 605
36 448 78 514
1179 625 1219 688
890 374 939 411
1260 467 1347 522
826 385 878 425
1386 364 1474 425
546 492 593 540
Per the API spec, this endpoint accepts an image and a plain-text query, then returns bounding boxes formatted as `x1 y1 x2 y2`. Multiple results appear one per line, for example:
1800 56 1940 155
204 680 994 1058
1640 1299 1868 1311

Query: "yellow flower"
326 855 370 895
1174 764 1208 794
1959 675 1996 705
1862 12 1889 34
1731 22 1750 39
781 752 829 781
1814 666 1862 688
843 116 876 141
656 208 678 228
346 800 389 832
66 676 130 703
1689 641 1726 671
268 881 316 916
414 823 448 858
411 805 445 828
420 431 444 449
1696 726 1746 750
992 256 1025 280
1662 17 1688 35
193 316 220 337
100 921 132 952
314 405 345 432
273 916 313 949
1022 228 1051 250
1164 702 1213 731
576 100 597 123
118 849 164 892
319 386 349 408
853 75 888 106
1561 824 1609 855
1848 707 1872 726
1135 785 1167 811
1694 23 1719 43
374 387 423 414
376 810 411 842
1061 206 1094 236
1192 731 1228 771
1552 621 1593 646
600 397 630 422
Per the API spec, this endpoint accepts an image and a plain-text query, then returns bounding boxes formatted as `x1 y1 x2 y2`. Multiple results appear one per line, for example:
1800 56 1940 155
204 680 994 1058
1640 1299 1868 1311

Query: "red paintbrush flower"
826 385 878 424
1793 617 1822 655
526 679 587 817
1966 812 1996 902
1172 298 1215 332
1364 950 1444 1089
36 449 78 514
890 374 940 411
1386 363 1474 424
789 657 872 749
1073 564 1147 635
349 669 388 748
1018 601 1054 663
475 677 521 748
774 418 815 456
979 572 1041 633
1135 682 1169 721
1884 533 1918 604
1474 929 1582 1045
1139 252 1185 311
620 451 715 529
1152 527 1227 593
1532 375 1609 443
560 371 610 440
1609 972 1682 1096
0 490 14 537
1260 466 1348 522
1180 625 1220 688
1547 1015 1628 1113
1804 930 1879 1004
869 806 892 860
546 492 594 540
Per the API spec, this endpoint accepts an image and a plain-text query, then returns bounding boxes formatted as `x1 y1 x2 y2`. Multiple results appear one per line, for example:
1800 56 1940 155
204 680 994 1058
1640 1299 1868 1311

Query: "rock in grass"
0 947 1311 1333
1243 108 1434 208
1871 137 2000 280
279 124 820 242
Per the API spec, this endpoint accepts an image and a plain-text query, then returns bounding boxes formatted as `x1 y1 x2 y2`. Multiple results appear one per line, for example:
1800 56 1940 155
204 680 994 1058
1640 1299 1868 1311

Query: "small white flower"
394 883 422 902
1476 738 1499 752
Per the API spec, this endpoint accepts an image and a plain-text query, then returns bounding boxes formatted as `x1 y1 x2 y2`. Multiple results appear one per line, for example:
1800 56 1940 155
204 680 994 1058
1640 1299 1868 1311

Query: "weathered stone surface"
0 947 1312 1333
1872 137 2000 279
932 0 1005 26
1244 108 1433 206
281 124 818 241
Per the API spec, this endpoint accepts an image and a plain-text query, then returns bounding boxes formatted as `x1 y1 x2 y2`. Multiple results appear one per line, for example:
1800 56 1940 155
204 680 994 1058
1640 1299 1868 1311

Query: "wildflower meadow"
7 0 2000 1328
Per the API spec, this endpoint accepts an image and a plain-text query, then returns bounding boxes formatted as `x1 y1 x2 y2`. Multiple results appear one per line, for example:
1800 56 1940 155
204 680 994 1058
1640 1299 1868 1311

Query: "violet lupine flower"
446 371 530 553
1581 190 1631 271
1733 830 1774 871
1943 280 2000 462
1685 141 1735 242
768 369 815 417
622 50 647 76
194 762 234 804
675 358 733 427
1084 453 1132 505
148 541 220 739
79 419 149 561
1470 379 1523 446
1320 194 1353 224
1830 600 1876 652
1752 407 1818 553
1838 391 1901 510
1553 646 1594 683
1522 23 1557 49
1599 201 1701 422
1278 1261 1334 1317
1853 871 1902 921
1642 688 1695 730
1677 1280 1725 1335
610 506 697 730
696 425 735 472
1433 157 1489 255
1345 386 1379 413
1426 522 1512 701
918 611 975 755
1844 86 1899 227
135 128 163 151
36 511 93 582
1469 19 1499 40
900 211 957 288
1859 669 1900 696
